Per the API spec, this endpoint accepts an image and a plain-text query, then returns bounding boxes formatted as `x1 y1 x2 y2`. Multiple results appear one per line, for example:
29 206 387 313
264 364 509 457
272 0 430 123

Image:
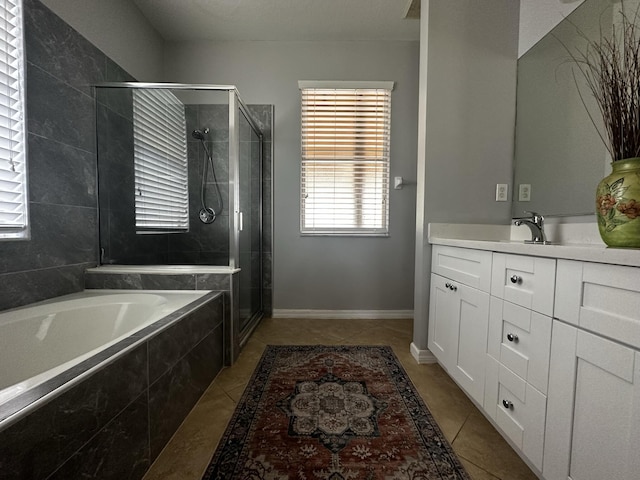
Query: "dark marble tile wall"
98 102 233 266
0 0 136 311
0 293 224 480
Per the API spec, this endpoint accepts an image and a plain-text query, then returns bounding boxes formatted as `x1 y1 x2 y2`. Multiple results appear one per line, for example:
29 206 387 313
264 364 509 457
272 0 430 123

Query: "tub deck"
0 289 217 429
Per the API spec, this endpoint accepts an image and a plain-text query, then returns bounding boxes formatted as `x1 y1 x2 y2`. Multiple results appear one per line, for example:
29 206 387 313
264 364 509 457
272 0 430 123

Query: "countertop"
428 223 640 268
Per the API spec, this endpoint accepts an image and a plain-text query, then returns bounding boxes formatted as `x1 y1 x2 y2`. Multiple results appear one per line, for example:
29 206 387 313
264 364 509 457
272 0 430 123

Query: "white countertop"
428 223 640 268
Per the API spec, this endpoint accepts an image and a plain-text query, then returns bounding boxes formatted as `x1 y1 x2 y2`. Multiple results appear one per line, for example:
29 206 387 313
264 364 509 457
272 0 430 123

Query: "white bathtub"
0 289 209 410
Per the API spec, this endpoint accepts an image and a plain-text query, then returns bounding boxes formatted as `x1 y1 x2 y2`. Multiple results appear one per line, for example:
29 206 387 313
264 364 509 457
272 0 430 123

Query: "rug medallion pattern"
203 345 470 479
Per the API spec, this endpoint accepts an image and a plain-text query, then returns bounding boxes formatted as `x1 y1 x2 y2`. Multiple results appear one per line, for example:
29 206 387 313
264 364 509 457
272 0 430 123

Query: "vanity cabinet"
428 238 640 479
543 260 640 480
428 246 491 404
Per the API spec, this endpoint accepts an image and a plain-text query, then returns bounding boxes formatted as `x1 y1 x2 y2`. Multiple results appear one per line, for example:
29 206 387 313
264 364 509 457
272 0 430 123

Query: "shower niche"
94 83 272 348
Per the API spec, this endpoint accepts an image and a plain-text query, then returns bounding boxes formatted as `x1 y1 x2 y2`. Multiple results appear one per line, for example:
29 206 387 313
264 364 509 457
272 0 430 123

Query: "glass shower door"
237 107 262 337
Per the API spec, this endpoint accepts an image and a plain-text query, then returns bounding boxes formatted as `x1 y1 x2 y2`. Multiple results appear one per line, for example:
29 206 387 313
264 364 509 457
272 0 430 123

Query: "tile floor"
143 318 538 480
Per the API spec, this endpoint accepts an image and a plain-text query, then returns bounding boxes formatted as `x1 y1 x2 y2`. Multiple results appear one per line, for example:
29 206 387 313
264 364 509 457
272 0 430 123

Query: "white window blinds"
299 81 393 235
0 0 27 240
133 89 189 233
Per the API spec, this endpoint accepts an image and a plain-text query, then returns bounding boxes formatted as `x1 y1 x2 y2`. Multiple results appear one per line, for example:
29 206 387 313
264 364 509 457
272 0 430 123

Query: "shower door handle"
238 211 244 231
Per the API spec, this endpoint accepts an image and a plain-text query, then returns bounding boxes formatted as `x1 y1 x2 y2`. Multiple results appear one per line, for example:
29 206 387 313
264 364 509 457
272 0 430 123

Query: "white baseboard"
410 342 437 364
272 309 413 320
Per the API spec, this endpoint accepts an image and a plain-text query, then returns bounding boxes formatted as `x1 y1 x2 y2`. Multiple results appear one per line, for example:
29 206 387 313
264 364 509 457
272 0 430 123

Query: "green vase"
596 157 640 247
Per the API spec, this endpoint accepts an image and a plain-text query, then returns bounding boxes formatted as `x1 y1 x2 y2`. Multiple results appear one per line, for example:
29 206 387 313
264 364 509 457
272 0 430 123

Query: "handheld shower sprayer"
191 128 209 141
192 127 223 224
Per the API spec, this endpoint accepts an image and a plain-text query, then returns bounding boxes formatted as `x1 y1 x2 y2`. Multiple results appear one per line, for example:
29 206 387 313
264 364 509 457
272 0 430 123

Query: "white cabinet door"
543 320 640 480
428 273 459 369
428 273 489 404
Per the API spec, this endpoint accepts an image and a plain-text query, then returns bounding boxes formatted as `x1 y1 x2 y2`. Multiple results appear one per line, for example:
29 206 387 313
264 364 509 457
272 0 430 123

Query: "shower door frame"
94 82 265 361
94 82 263 272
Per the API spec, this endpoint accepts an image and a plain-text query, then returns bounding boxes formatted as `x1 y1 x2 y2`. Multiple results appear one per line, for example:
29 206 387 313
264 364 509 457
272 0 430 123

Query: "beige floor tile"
452 410 538 480
459 458 500 480
144 388 236 480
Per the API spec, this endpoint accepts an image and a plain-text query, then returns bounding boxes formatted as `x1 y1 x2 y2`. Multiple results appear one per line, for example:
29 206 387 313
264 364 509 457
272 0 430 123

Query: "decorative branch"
561 1 640 161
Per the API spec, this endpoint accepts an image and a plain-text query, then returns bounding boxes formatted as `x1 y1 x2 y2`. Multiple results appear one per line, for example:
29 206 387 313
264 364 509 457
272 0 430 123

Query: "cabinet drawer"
491 253 555 315
431 245 492 292
555 259 640 349
488 297 552 394
494 365 547 470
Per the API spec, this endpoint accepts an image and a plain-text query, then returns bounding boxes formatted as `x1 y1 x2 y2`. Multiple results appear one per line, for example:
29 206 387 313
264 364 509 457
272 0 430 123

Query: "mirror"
512 0 614 216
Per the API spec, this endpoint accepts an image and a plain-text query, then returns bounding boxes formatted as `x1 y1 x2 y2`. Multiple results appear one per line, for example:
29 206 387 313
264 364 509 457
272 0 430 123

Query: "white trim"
272 309 413 320
298 80 395 90
410 342 437 364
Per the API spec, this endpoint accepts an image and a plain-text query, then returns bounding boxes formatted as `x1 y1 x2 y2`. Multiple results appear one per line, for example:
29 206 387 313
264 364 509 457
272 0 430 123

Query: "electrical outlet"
519 184 531 202
495 183 508 202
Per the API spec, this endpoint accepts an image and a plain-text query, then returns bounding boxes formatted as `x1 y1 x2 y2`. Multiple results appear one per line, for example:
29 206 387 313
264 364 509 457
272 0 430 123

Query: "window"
299 81 393 236
133 89 189 233
0 0 27 240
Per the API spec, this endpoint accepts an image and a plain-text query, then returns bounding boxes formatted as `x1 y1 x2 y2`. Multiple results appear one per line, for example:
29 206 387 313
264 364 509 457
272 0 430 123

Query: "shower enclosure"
94 83 270 342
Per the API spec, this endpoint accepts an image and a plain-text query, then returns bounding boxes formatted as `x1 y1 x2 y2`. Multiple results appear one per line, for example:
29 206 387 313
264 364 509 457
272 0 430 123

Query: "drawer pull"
510 275 522 284
507 333 519 343
502 399 513 410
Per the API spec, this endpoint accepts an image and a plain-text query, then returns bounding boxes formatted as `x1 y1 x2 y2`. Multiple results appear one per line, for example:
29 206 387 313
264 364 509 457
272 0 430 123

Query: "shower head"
192 127 210 140
192 129 205 140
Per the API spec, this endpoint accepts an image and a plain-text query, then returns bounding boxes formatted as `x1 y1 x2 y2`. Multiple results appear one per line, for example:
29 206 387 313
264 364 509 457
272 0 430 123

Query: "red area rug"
203 345 470 479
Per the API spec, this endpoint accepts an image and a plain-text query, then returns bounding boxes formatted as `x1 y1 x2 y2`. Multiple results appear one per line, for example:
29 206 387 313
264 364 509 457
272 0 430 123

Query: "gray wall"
40 0 164 81
413 0 519 350
163 41 420 311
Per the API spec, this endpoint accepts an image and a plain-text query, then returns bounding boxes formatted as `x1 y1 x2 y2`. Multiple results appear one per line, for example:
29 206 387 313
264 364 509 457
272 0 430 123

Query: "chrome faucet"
513 211 548 244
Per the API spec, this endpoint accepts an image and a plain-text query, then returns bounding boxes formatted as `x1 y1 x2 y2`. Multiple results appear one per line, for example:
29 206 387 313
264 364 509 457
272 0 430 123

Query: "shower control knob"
507 333 519 343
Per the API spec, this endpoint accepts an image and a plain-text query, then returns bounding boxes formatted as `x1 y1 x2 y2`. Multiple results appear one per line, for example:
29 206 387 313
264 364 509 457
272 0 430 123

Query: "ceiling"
132 0 421 42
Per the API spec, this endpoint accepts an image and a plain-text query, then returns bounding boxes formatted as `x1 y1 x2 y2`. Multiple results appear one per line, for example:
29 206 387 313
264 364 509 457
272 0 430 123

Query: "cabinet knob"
502 399 513 410
444 282 457 292
507 333 519 343
510 275 522 284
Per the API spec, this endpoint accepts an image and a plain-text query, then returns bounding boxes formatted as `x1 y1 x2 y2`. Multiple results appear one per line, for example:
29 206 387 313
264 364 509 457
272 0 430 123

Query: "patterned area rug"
203 345 470 479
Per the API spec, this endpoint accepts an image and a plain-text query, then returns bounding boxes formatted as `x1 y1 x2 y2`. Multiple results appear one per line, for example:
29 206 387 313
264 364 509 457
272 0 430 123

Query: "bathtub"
0 288 225 478
0 289 211 428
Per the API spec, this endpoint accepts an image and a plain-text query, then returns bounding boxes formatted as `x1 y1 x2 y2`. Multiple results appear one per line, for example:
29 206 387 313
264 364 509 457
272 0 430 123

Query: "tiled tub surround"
85 265 242 364
0 290 224 480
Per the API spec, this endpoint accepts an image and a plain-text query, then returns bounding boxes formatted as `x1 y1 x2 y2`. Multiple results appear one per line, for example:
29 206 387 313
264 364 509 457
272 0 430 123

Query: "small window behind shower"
132 89 189 233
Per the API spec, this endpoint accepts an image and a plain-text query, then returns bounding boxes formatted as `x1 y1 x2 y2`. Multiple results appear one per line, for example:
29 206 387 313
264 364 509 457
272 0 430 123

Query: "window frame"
299 80 393 237
0 0 28 241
